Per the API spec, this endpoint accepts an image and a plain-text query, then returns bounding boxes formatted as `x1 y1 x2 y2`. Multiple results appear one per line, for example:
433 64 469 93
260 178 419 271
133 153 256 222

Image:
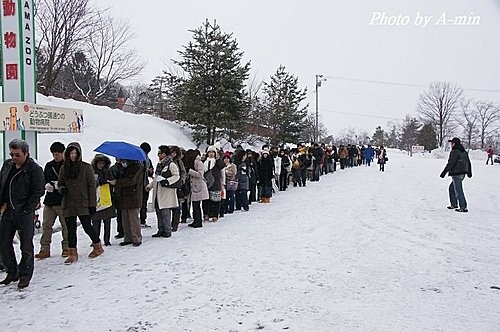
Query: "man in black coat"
0 139 44 288
36 141 67 259
440 137 472 212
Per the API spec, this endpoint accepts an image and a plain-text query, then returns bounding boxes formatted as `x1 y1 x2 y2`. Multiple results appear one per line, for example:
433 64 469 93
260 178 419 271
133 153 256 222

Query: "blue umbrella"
94 141 147 161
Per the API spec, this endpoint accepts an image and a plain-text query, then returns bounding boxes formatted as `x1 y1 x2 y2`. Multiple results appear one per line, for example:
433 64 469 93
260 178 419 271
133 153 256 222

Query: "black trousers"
114 200 123 236
140 189 149 224
202 199 221 218
192 201 202 225
92 218 111 244
279 171 288 190
0 209 34 280
66 215 100 248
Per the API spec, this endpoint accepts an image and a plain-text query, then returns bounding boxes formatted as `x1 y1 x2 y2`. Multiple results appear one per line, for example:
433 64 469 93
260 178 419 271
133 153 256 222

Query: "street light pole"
315 74 325 143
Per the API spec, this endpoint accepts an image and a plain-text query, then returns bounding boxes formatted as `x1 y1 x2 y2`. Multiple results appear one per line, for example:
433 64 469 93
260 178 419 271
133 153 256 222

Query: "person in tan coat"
183 149 209 228
114 159 144 246
58 142 103 264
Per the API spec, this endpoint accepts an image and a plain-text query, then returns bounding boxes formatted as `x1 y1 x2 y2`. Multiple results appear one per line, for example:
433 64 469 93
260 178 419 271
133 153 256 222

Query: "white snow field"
0 143 499 331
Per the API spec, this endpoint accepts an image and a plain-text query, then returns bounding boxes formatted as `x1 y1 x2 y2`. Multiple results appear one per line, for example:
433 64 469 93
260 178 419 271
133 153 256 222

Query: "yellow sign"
0 103 83 133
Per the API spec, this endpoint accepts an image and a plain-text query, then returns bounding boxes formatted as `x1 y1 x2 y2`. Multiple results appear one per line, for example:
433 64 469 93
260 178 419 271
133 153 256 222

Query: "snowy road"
1 151 500 331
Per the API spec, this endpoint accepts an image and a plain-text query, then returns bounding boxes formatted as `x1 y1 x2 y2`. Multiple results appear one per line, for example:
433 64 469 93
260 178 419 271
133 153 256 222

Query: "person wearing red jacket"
486 146 494 165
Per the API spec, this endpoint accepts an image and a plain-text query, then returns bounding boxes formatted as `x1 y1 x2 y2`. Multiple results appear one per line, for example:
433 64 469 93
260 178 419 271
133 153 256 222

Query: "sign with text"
1 0 36 103
0 103 84 133
411 145 425 154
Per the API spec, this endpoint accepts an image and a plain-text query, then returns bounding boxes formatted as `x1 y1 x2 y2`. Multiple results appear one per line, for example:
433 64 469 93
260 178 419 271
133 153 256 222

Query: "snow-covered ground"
1 93 499 330
1 147 499 331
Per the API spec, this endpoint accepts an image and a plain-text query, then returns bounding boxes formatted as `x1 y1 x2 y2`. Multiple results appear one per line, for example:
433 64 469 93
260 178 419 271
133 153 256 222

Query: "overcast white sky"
100 0 500 135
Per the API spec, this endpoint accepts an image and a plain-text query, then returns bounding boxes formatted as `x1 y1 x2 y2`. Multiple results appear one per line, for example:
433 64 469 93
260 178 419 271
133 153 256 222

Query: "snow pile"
33 94 196 166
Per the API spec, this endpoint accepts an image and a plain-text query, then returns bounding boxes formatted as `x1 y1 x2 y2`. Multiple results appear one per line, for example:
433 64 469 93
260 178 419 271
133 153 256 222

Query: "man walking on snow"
440 137 472 213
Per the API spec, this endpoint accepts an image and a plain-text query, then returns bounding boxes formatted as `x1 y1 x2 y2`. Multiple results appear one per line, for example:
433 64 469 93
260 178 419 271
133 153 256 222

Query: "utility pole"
315 74 326 143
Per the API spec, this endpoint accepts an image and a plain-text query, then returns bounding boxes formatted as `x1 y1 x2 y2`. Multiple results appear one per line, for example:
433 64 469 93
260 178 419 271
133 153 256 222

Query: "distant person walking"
486 145 494 165
378 146 387 172
440 137 472 213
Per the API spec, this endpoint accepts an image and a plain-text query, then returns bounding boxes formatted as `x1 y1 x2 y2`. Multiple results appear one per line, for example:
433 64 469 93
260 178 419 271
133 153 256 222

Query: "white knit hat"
207 145 217 153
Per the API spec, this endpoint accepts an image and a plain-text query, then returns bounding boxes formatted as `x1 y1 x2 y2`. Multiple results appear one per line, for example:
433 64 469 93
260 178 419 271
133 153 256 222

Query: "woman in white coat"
183 149 209 228
147 145 180 238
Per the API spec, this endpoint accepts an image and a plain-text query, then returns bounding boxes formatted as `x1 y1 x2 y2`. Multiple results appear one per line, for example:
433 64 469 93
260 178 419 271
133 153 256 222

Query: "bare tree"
84 13 145 98
36 0 94 94
459 99 478 149
417 81 464 147
476 101 500 149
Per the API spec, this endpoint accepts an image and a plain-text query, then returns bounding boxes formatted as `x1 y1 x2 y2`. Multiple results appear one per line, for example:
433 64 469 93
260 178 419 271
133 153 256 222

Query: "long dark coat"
114 161 144 209
58 142 96 217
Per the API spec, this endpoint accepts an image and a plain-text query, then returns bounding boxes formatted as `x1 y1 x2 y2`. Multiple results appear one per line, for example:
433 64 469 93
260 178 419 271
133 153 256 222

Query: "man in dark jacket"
36 142 68 259
0 139 45 288
139 142 154 228
440 137 472 212
114 160 144 246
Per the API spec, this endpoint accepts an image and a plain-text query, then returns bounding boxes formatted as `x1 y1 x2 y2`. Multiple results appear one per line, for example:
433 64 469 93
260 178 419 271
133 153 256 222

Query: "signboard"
1 0 36 103
411 145 425 154
0 103 84 133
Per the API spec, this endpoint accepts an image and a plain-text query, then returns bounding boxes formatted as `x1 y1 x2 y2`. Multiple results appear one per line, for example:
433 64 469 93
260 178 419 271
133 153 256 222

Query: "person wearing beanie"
36 141 69 259
203 147 225 221
440 137 472 212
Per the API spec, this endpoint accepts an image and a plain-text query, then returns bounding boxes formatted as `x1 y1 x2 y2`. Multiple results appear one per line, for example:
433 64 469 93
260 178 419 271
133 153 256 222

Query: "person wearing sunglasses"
0 139 44 289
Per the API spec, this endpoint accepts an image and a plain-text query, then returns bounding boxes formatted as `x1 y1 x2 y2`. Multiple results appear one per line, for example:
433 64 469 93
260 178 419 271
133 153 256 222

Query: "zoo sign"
1 0 36 103
0 103 84 133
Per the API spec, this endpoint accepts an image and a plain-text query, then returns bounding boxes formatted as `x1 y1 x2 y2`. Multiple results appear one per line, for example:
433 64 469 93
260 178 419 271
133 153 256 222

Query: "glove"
439 171 446 178
45 183 54 193
159 179 169 187
467 172 472 178
88 206 96 216
59 187 68 195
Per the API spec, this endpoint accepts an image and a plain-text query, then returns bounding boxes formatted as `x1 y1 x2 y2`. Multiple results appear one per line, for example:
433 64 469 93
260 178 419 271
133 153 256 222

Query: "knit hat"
261 148 270 156
207 145 217 153
223 152 232 159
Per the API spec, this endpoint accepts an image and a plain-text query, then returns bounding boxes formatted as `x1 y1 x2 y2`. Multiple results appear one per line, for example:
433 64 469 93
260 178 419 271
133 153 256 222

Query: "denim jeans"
449 174 467 209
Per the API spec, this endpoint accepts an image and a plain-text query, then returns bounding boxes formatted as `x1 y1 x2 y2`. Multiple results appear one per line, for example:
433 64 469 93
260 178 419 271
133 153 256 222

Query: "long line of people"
0 139 388 288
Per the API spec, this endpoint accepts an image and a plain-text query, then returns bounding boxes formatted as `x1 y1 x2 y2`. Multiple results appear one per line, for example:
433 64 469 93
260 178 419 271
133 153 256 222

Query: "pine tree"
400 117 421 151
174 19 250 144
372 126 385 146
418 123 438 151
386 125 400 148
262 65 308 145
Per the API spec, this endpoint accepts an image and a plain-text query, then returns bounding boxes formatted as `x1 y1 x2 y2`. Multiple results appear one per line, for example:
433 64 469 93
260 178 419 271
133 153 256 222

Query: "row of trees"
125 20 314 145
337 81 499 152
34 0 144 104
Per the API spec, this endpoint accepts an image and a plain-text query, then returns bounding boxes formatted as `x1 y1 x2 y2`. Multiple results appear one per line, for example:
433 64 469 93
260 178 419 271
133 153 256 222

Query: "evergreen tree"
418 123 438 151
400 117 421 151
174 19 250 144
387 125 400 148
262 65 308 145
372 126 385 146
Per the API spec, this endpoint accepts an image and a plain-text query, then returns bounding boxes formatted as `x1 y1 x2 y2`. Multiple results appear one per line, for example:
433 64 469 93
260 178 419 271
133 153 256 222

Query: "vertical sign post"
1 0 37 159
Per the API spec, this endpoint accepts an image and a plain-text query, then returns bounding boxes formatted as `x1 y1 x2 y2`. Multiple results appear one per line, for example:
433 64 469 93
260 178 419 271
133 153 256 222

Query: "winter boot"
61 248 69 257
64 248 78 265
35 248 51 259
172 213 181 232
88 242 104 258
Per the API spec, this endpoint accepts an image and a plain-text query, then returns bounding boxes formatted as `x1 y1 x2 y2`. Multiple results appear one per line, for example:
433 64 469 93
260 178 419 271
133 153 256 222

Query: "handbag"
226 180 238 191
209 190 221 202
96 183 112 211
